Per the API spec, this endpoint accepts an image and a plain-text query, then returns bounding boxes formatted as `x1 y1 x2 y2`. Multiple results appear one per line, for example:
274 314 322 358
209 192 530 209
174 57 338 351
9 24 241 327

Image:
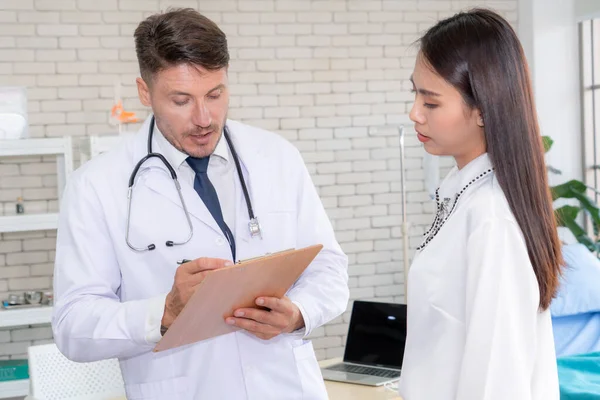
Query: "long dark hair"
419 9 563 310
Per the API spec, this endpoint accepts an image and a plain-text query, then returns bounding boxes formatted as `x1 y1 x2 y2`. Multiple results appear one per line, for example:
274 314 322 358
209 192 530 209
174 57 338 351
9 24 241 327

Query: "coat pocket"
293 340 328 400
125 376 189 399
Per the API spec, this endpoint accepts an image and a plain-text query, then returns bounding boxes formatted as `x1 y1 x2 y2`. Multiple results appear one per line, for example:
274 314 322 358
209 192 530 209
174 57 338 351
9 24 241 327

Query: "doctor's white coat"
52 117 349 400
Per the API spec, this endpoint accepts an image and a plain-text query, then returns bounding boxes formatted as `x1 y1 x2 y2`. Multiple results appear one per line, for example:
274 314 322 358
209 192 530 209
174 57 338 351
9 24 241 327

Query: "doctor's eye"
173 99 189 106
207 91 222 100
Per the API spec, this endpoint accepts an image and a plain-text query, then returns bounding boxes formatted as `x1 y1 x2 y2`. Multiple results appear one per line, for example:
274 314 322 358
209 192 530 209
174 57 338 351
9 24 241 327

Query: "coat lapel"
130 116 223 236
225 120 272 246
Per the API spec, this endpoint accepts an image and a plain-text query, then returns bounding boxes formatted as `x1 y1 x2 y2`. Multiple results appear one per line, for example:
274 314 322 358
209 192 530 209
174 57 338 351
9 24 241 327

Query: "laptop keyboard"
327 363 401 378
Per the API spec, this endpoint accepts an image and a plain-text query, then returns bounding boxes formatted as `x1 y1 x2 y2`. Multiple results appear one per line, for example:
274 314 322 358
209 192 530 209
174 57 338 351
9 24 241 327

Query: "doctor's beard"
155 115 227 159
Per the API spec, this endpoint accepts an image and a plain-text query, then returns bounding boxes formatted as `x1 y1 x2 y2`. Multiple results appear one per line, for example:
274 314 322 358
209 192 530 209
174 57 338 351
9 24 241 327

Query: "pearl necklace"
417 168 494 251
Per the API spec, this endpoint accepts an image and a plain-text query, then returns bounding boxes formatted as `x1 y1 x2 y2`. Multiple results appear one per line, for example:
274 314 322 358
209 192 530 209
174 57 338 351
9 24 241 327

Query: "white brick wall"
0 0 517 368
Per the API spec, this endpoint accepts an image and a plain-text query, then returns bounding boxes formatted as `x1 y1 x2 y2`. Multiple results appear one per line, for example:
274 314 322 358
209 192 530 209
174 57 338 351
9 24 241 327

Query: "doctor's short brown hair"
133 8 229 84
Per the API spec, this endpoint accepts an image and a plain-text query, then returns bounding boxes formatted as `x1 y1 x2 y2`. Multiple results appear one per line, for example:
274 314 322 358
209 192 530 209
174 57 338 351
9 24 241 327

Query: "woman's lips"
416 131 431 143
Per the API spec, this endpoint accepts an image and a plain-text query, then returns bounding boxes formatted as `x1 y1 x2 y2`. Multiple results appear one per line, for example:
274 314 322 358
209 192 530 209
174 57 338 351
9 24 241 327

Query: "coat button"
216 237 225 246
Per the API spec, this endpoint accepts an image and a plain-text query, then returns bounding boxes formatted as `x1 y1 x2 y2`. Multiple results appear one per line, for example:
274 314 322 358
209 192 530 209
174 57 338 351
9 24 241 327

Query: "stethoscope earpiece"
166 241 174 247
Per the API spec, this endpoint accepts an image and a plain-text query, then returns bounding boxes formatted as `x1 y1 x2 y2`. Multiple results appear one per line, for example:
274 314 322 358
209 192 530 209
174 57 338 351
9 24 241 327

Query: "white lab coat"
52 117 349 400
398 153 559 400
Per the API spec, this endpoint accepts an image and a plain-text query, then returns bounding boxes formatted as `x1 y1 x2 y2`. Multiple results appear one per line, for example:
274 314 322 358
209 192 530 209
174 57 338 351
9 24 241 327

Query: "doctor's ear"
136 77 151 107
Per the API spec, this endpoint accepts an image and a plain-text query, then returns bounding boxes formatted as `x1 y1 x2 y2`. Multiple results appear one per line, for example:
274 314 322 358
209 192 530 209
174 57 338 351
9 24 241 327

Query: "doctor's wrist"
284 304 305 333
161 305 176 330
293 311 305 332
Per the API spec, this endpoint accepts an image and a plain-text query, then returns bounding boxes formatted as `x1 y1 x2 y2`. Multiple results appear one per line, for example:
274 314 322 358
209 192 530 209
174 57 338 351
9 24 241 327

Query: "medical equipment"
399 126 410 301
16 196 24 214
126 115 261 252
0 86 28 140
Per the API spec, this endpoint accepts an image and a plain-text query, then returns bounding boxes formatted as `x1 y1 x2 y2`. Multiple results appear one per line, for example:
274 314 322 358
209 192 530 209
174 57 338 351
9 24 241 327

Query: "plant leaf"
572 192 600 236
552 180 600 236
551 180 587 201
555 205 580 226
547 166 562 175
565 219 597 251
542 136 554 153
555 205 596 251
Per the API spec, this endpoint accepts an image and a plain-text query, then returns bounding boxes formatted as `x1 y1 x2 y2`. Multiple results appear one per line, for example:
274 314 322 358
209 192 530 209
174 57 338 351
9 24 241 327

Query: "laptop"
321 300 406 386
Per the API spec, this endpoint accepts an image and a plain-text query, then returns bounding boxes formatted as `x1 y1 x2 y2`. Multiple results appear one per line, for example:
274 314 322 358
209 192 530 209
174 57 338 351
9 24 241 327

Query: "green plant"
545 136 600 252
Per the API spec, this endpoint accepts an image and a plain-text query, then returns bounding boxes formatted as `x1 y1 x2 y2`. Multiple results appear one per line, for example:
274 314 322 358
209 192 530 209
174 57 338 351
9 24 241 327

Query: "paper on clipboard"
154 244 323 352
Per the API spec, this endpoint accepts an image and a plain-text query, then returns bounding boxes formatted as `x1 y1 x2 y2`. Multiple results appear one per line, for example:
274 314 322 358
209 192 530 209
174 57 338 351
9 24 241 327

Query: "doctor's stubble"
133 8 230 159
145 63 230 159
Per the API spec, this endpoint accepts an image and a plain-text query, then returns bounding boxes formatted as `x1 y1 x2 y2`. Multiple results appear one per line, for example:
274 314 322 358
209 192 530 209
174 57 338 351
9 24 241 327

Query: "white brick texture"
0 0 517 360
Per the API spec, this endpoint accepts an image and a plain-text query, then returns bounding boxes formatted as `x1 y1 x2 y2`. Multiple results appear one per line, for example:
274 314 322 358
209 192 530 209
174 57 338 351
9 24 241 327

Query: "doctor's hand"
161 257 233 329
226 296 305 340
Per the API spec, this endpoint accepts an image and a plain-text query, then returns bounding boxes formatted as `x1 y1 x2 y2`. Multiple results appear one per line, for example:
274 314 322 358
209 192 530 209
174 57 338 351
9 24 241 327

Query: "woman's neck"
454 146 486 170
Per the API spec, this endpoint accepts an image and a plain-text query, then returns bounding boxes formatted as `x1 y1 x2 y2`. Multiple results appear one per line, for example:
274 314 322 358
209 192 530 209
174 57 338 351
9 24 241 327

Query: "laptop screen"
343 301 407 369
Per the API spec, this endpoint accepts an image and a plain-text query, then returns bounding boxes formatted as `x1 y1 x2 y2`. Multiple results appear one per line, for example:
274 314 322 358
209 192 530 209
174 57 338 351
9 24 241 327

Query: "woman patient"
399 9 563 400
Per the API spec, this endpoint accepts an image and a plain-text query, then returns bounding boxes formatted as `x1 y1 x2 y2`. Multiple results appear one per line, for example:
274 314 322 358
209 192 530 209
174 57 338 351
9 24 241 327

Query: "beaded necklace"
417 167 495 251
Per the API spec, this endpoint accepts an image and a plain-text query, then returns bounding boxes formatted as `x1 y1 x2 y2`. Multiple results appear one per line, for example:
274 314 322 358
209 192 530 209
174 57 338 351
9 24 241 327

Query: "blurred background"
0 1 598 398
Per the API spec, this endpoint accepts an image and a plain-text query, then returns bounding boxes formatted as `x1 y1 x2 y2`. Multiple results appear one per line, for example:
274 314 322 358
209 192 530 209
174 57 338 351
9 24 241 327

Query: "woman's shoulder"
463 174 518 232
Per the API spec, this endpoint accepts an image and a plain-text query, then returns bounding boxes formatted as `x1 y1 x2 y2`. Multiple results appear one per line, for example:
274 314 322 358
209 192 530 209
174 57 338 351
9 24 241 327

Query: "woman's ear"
476 110 484 127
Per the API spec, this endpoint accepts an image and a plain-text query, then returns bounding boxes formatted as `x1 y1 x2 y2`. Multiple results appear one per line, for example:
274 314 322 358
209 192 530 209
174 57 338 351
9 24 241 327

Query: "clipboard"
154 244 323 352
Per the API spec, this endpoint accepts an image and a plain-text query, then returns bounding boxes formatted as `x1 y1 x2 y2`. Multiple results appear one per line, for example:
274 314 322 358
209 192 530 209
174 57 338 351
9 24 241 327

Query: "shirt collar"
152 122 230 170
439 153 494 198
212 132 230 163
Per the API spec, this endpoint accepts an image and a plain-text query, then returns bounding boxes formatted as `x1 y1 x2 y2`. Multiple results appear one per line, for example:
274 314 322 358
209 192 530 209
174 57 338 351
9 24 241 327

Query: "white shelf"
0 308 51 398
0 379 29 399
0 137 70 157
0 137 73 208
0 214 59 233
0 139 70 398
0 306 52 329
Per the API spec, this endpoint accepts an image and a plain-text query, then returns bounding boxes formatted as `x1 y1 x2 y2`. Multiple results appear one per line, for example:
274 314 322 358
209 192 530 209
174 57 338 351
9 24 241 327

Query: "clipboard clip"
236 248 295 264
177 249 294 266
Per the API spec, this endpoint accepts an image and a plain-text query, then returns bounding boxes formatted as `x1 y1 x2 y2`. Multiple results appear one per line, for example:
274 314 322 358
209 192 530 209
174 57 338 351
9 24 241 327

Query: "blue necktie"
186 156 236 260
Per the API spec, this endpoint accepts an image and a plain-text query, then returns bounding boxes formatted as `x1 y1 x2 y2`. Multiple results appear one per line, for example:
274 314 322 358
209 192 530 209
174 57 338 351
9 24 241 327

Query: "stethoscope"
126 115 262 252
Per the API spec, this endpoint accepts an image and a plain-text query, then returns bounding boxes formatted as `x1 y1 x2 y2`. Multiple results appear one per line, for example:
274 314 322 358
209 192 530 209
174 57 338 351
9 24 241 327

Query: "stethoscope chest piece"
249 217 262 239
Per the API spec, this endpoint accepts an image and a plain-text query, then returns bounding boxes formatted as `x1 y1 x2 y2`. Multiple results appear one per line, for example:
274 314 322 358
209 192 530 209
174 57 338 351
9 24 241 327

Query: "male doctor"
52 8 349 400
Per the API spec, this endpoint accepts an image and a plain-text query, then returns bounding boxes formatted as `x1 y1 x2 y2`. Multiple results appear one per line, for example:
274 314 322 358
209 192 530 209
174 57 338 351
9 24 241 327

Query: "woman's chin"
422 142 445 156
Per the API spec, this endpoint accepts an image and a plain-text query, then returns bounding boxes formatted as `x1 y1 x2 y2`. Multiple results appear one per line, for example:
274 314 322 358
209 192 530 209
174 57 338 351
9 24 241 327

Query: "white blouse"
398 153 559 400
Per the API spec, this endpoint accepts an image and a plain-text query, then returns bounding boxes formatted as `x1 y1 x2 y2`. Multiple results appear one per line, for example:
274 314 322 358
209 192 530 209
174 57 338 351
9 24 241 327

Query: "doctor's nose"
192 101 212 128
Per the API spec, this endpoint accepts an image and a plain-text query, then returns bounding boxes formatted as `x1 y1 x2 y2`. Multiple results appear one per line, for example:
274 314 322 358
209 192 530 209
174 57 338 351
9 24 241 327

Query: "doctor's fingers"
226 315 282 338
184 271 213 288
256 296 294 314
181 257 233 275
232 308 286 329
173 270 212 292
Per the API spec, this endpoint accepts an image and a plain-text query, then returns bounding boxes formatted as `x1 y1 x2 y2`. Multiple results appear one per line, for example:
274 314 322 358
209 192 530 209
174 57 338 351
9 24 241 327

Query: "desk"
110 358 402 400
320 358 402 400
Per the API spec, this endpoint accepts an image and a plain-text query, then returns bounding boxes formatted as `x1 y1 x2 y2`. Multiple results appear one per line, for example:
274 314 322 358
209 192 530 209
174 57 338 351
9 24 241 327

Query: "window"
581 19 600 202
